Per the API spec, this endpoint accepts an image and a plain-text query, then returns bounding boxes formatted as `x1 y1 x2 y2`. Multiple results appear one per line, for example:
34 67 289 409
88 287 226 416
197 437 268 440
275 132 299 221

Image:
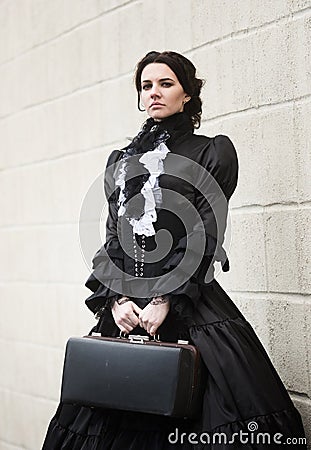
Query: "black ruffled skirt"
42 281 307 449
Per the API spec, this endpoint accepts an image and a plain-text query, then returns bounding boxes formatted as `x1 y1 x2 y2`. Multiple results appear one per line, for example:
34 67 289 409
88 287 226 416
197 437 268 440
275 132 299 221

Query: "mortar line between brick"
0 279 84 286
229 291 311 300
188 6 311 53
0 386 58 405
0 336 65 351
304 309 311 397
0 143 122 172
202 93 311 125
288 390 311 400
262 204 269 292
0 71 133 121
0 0 139 67
231 202 311 213
0 222 80 230
0 439 27 450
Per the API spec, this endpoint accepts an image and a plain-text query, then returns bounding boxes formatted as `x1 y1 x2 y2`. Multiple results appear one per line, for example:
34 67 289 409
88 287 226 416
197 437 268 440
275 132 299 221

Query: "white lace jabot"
116 142 170 236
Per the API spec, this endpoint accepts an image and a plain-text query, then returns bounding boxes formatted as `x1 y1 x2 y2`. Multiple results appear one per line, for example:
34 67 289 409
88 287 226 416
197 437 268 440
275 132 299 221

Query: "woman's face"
140 63 190 121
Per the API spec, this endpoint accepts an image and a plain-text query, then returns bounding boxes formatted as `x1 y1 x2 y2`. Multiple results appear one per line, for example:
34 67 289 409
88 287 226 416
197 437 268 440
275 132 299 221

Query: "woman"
43 51 307 449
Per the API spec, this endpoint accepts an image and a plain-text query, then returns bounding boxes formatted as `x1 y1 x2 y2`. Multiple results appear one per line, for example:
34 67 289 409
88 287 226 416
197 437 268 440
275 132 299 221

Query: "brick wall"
0 0 310 448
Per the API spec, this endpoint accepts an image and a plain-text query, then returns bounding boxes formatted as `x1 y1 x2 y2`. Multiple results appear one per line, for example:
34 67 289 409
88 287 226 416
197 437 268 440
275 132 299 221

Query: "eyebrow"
142 77 175 83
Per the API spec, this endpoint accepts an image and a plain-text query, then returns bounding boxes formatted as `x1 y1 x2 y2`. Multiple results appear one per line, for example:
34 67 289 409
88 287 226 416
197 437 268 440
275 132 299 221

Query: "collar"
144 111 193 144
123 111 193 157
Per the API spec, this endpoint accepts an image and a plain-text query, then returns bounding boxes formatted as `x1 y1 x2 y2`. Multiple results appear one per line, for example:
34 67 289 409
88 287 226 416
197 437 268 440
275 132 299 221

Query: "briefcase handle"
119 331 189 345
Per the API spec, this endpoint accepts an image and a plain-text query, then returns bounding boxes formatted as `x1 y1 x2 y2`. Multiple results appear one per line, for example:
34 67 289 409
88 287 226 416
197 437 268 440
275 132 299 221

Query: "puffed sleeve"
84 150 125 315
157 135 238 309
193 134 239 274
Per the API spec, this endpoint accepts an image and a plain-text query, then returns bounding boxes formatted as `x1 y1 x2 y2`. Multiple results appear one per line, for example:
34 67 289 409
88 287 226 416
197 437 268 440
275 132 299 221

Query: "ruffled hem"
42 404 195 450
189 315 305 437
42 404 306 450
84 278 124 314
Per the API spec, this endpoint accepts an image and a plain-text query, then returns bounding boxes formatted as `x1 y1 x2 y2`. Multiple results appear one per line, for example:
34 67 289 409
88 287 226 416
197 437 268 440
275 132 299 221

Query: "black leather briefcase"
60 334 205 418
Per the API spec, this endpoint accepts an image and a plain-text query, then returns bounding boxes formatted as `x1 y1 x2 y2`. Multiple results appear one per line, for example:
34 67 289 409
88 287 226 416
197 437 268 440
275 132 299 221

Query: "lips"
150 103 164 107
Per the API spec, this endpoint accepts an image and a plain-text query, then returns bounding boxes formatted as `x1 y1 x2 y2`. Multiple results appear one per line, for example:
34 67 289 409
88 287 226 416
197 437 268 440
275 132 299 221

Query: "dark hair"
134 51 204 129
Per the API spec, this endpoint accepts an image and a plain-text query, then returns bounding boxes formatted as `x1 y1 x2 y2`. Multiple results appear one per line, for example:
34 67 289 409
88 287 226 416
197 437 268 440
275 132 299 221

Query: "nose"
150 84 161 98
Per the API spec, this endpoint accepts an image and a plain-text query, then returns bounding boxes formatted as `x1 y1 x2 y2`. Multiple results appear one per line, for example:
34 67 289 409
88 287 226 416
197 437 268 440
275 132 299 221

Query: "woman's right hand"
111 297 142 333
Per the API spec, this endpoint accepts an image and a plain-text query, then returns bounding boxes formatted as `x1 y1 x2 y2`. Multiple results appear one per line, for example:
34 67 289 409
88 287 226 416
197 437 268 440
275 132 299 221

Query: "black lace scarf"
119 111 193 220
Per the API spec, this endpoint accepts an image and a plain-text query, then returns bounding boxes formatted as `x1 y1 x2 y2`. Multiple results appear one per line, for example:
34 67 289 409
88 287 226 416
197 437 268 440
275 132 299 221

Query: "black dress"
42 112 307 449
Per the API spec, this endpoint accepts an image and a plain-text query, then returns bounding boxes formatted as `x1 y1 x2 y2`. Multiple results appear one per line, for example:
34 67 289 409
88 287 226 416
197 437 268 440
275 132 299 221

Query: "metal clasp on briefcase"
128 334 149 344
118 331 160 344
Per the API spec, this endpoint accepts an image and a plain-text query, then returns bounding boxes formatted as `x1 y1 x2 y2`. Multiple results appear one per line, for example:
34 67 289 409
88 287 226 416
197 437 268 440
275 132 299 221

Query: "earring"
139 102 146 111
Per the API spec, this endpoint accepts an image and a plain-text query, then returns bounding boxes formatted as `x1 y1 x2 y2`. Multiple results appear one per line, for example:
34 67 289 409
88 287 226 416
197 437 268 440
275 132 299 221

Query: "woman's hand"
111 297 142 334
139 296 170 336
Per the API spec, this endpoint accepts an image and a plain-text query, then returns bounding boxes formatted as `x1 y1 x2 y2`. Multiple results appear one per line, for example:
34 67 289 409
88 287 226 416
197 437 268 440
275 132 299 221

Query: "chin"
149 110 175 121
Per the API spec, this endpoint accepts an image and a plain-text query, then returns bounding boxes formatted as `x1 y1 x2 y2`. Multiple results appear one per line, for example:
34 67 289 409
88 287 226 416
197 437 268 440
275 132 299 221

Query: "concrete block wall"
0 0 310 448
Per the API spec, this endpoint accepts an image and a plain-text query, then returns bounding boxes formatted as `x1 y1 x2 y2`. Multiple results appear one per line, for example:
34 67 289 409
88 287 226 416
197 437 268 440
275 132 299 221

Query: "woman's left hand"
139 296 170 336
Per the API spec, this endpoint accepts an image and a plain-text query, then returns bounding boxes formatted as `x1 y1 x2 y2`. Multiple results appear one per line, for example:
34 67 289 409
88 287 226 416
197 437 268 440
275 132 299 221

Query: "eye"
142 84 152 90
162 82 172 87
